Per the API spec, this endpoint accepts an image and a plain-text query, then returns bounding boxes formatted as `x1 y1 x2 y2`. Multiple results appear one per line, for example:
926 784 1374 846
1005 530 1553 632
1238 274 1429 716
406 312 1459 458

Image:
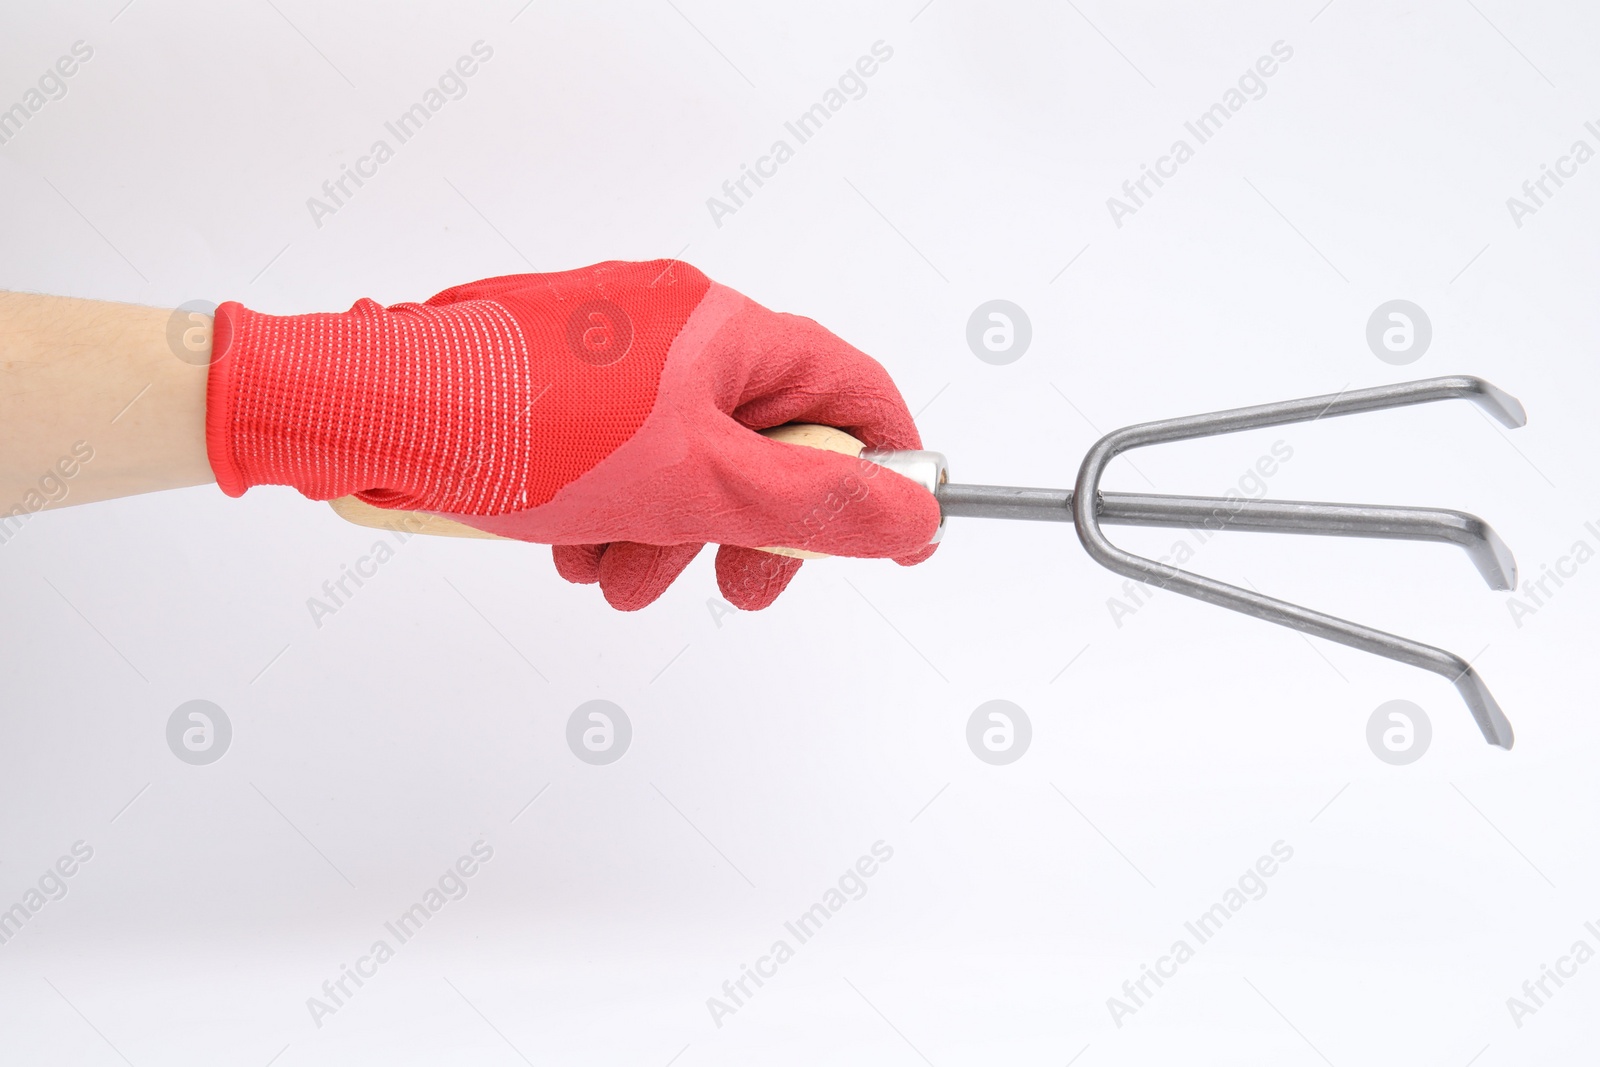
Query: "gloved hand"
206 259 940 610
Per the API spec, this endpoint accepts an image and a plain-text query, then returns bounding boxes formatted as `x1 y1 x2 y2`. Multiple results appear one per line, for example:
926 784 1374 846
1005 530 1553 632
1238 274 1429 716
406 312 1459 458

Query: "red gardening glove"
207 259 940 610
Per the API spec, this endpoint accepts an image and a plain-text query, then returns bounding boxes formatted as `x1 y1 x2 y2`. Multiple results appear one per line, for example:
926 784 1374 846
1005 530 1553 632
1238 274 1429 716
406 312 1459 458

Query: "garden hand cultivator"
879 375 1523 749
334 375 1525 750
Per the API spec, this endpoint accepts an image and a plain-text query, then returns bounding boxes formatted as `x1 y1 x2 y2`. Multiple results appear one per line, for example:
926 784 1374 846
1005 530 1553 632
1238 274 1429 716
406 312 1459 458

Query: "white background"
1 1 1598 1064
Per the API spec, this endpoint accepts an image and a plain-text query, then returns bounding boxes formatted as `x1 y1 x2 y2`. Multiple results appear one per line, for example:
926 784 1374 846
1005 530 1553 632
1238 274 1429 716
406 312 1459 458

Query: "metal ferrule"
861 449 949 543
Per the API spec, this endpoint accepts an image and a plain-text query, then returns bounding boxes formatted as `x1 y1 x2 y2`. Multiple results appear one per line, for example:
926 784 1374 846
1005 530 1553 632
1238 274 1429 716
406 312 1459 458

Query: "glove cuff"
205 296 545 512
204 260 711 514
203 301 249 499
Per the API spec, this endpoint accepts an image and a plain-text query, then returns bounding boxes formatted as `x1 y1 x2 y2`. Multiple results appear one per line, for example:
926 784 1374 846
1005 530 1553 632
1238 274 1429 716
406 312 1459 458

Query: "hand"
207 259 940 610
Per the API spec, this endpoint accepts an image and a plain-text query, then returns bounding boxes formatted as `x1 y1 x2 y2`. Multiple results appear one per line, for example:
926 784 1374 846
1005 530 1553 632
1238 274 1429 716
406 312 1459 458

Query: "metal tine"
937 486 1516 590
1069 376 1524 750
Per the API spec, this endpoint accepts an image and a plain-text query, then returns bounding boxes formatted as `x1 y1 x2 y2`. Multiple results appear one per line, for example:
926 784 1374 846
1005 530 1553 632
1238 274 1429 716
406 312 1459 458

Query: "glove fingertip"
602 584 656 612
598 542 704 611
552 543 603 585
716 546 803 611
892 541 939 567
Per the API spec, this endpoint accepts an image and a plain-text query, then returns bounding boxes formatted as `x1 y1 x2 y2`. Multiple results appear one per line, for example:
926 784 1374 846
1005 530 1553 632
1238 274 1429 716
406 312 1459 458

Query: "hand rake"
332 375 1525 750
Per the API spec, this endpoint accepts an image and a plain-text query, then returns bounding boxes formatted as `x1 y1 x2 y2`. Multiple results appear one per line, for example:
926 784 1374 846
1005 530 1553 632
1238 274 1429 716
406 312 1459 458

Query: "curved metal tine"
1070 376 1523 749
1099 495 1518 591
936 484 1516 590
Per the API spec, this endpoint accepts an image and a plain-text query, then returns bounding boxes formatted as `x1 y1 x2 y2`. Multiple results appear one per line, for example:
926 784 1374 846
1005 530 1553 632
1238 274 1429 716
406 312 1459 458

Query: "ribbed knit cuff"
204 301 250 498
203 295 546 512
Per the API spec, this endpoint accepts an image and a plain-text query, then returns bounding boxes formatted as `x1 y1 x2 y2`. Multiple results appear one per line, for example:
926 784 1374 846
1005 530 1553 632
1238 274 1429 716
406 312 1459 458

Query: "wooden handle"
326 424 863 558
326 496 508 539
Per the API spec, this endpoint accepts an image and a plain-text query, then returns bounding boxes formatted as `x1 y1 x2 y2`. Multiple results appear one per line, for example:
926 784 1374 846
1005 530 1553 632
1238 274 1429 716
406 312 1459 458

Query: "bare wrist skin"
0 292 214 514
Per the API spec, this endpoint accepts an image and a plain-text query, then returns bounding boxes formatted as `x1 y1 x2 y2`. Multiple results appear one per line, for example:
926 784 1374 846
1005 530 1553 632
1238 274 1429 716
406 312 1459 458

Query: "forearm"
0 292 213 511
